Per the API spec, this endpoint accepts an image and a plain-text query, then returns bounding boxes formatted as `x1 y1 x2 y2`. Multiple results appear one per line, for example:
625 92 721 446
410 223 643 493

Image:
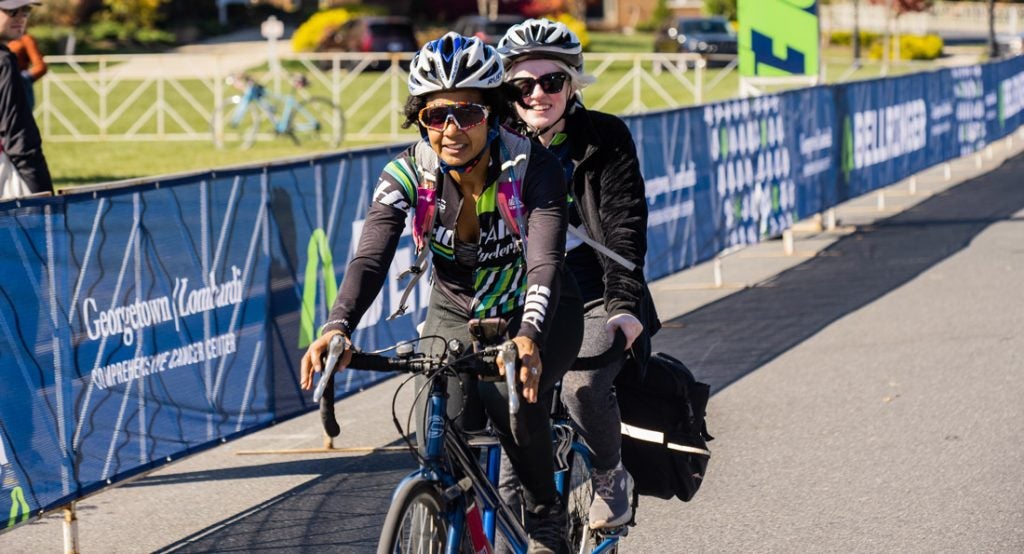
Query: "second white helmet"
497 18 584 72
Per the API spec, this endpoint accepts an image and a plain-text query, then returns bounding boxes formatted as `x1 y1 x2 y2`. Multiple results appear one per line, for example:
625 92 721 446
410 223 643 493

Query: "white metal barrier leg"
943 163 952 181
782 229 794 256
63 503 79 554
825 208 837 231
713 257 723 288
908 176 917 195
877 190 886 211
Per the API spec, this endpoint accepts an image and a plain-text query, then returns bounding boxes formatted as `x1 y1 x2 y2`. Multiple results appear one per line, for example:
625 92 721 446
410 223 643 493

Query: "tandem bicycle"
314 320 634 553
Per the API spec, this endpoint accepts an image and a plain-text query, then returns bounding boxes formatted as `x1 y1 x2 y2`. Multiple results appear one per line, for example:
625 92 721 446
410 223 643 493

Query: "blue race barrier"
3 57 1023 531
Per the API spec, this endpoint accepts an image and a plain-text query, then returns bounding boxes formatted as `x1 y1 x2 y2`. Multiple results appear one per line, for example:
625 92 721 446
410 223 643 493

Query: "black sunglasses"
1 6 31 16
509 72 569 99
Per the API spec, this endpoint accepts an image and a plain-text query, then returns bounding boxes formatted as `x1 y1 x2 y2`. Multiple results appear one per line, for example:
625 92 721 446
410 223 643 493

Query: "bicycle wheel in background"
377 479 451 554
211 99 260 149
291 96 345 148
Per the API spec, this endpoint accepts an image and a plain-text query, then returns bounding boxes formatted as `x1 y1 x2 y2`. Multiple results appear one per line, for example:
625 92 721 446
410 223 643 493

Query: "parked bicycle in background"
211 72 345 149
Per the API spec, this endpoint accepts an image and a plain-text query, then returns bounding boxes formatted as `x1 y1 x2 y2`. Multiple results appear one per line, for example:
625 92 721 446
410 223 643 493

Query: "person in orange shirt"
8 30 45 109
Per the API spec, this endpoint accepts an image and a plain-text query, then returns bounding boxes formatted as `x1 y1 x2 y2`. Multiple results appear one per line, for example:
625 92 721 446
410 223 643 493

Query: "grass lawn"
46 36 977 190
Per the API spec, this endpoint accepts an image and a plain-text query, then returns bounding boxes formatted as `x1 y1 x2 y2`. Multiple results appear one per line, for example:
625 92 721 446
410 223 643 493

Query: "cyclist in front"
497 19 661 530
299 33 582 554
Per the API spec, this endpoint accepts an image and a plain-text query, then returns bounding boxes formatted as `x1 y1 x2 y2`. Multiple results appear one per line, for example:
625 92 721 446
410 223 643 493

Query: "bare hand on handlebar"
300 330 353 391
496 335 542 404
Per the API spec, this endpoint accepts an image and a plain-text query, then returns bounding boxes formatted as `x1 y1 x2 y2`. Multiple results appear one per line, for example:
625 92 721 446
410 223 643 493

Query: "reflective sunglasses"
509 72 569 99
418 102 490 132
1 6 32 16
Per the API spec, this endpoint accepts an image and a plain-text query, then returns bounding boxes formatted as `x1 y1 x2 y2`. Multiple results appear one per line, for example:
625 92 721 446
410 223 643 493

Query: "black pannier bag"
615 352 713 501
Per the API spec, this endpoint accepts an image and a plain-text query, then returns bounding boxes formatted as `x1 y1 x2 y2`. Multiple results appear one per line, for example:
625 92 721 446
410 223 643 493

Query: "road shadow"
656 152 1024 393
150 449 417 552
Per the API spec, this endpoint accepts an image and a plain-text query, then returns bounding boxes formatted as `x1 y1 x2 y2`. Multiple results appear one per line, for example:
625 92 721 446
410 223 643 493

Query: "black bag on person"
615 352 713 502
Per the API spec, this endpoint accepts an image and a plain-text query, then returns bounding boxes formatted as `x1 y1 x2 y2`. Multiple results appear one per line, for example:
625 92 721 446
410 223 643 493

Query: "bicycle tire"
565 445 613 553
290 96 345 148
211 99 260 150
378 479 460 554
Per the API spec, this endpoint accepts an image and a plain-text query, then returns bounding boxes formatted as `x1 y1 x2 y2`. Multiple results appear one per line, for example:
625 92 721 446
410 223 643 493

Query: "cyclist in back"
299 33 583 554
497 19 661 530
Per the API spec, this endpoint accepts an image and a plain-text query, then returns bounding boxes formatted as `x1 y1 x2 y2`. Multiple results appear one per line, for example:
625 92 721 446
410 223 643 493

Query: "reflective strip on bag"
667 442 711 458
621 422 711 458
620 422 664 443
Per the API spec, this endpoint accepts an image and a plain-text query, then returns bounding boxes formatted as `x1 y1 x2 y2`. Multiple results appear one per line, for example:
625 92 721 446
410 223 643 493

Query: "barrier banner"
988 55 1024 142
629 109 705 279
264 144 423 419
3 58 1024 532
835 73 939 199
65 176 272 491
0 200 74 526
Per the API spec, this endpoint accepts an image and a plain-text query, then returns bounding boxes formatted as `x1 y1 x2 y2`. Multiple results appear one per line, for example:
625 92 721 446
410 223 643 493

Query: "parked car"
318 16 419 69
452 15 525 46
654 16 738 66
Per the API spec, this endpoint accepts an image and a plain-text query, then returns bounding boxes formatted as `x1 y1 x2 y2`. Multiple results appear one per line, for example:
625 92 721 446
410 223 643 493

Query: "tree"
704 0 736 20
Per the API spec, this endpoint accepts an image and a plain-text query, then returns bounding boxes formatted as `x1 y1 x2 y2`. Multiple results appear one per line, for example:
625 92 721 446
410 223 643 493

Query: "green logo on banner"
7 486 29 528
841 116 854 183
719 126 729 159
298 229 338 349
739 0 820 77
998 87 1005 128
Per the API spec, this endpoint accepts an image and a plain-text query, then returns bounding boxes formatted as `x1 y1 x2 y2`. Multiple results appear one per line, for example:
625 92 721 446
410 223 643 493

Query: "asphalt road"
2 142 1023 552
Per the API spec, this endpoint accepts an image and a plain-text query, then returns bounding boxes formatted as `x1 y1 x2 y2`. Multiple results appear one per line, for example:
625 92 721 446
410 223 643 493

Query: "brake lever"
501 341 520 414
313 334 348 403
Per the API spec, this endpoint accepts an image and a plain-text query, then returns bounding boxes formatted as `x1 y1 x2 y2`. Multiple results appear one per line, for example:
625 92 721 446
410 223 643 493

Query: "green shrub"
27 24 74 54
868 33 943 60
89 19 134 42
133 27 175 45
829 31 881 48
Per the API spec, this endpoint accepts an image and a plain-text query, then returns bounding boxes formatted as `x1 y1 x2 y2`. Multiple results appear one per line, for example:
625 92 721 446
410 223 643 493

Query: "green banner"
738 0 820 77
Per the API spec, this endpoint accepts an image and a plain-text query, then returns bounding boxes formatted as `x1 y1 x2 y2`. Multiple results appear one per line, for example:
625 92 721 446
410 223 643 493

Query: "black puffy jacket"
562 105 661 367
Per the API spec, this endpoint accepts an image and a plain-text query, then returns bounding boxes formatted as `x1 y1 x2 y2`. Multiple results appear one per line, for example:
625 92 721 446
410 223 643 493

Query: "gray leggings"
560 301 625 471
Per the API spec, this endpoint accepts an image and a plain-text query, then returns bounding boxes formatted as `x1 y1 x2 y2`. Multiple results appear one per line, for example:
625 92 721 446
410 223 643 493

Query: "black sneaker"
524 497 569 554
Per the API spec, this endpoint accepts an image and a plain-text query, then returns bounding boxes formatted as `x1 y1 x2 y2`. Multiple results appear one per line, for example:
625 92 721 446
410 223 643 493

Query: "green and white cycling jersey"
325 129 569 345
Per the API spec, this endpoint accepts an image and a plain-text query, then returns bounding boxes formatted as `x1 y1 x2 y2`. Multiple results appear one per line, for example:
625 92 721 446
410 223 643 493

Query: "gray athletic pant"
560 301 625 471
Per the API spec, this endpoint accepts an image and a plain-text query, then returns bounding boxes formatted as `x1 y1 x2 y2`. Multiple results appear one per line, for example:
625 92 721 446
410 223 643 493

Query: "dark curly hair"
401 82 522 131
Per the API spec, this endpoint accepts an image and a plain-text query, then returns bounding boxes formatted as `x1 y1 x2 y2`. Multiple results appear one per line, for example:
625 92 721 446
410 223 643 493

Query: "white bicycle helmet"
408 32 504 97
497 18 584 72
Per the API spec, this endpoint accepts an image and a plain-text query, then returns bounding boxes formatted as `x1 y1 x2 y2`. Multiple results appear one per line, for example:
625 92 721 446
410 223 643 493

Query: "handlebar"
313 334 515 403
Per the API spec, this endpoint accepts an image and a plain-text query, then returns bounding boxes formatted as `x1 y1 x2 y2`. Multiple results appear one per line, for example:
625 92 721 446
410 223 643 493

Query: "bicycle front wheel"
290 97 345 148
377 480 450 554
211 100 260 149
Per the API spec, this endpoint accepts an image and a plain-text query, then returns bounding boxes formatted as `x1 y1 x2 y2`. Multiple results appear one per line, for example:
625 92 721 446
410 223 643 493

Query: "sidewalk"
1 133 1021 552
104 25 296 79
